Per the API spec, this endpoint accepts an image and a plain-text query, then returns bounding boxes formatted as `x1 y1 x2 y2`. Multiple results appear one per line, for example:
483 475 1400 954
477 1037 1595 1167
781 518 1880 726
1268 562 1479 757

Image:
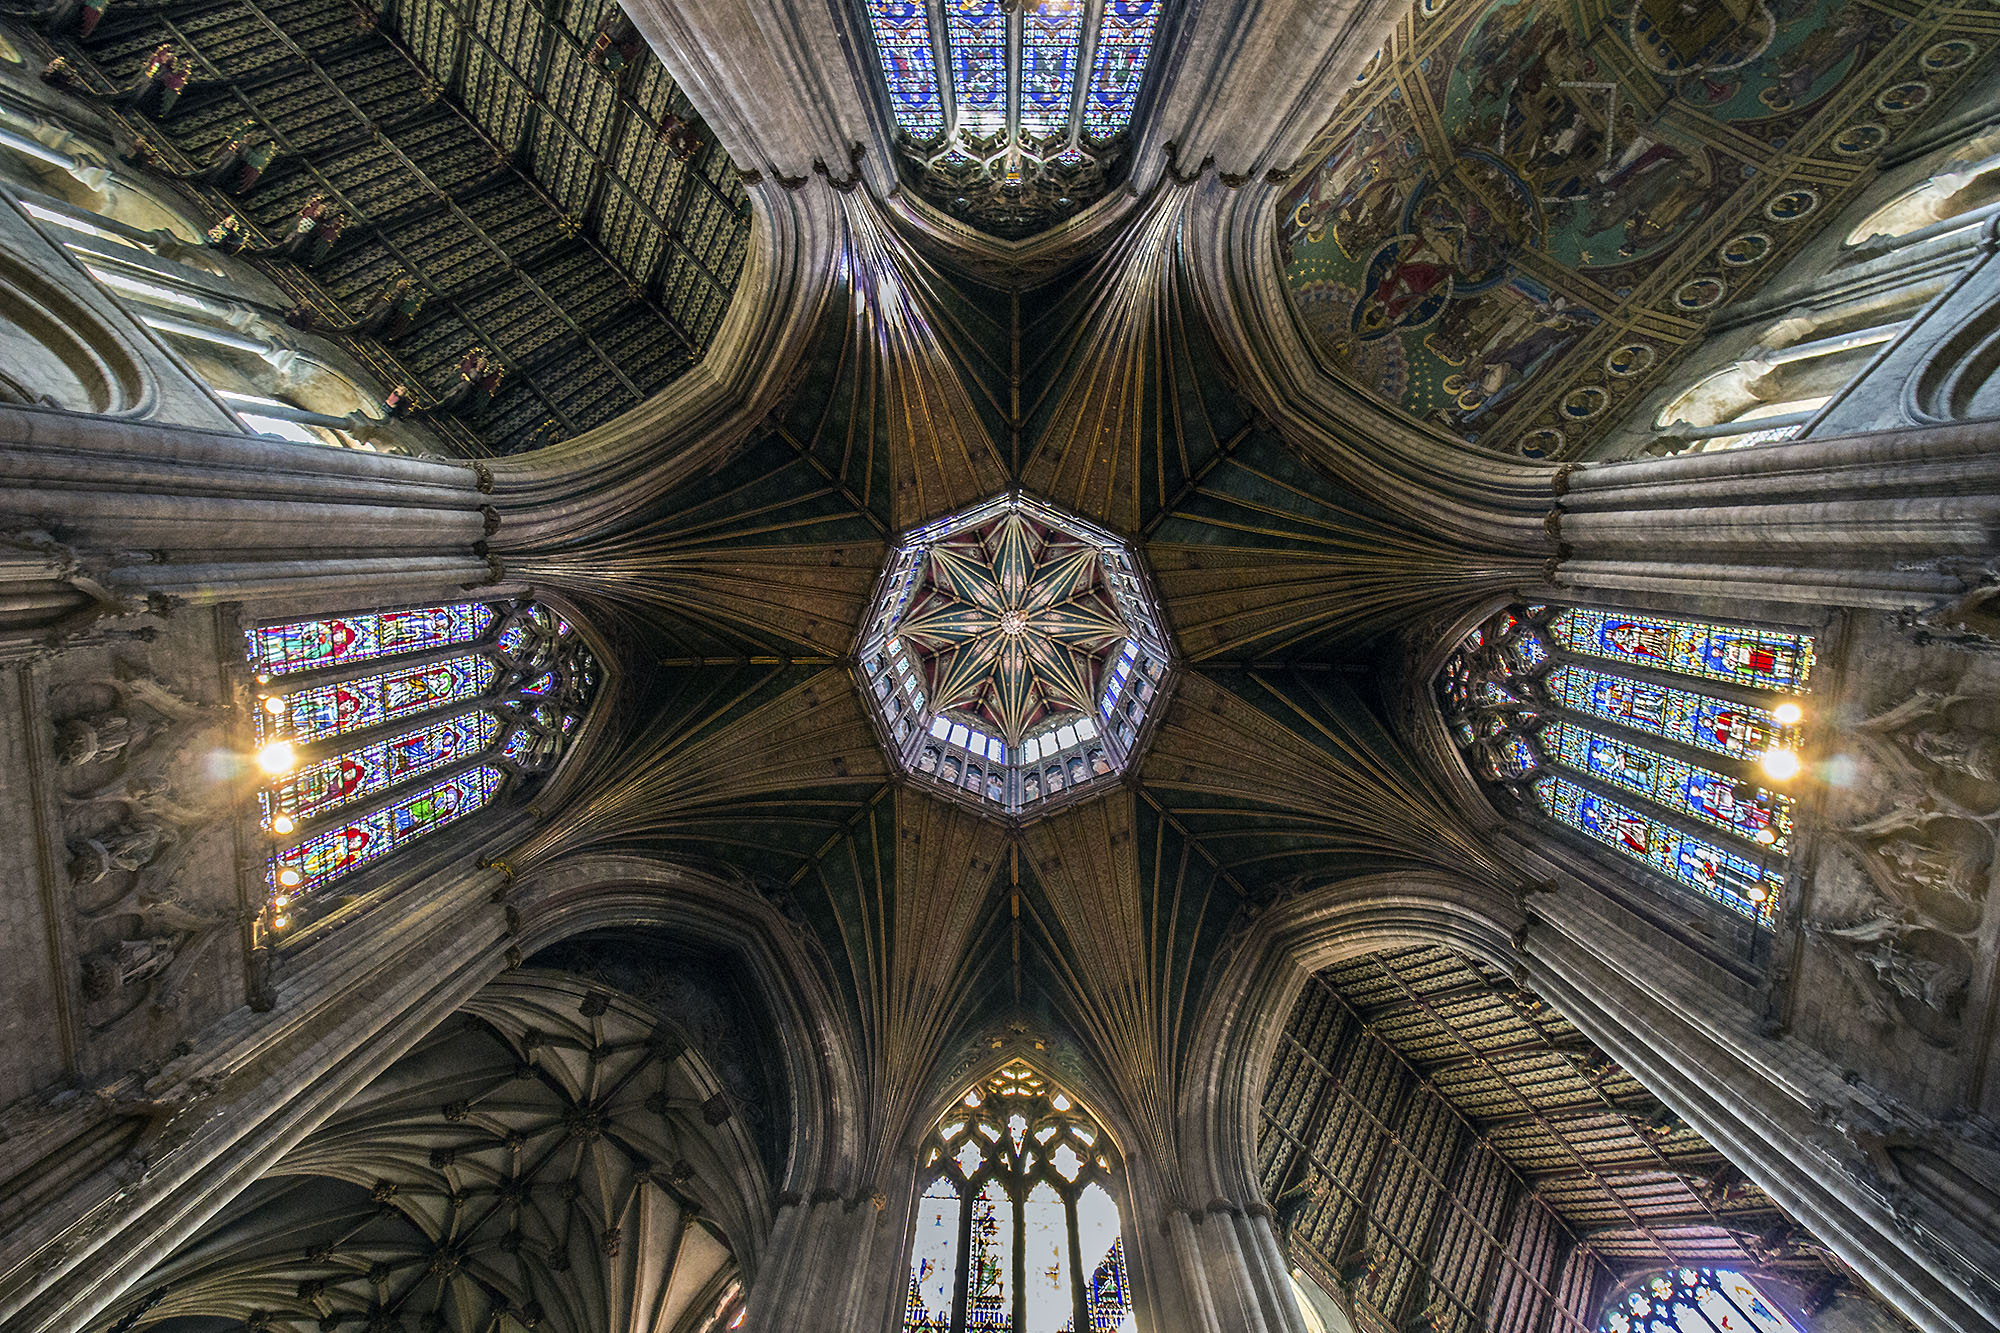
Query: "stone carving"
1813 685 1999 1049
67 821 176 886
1813 915 1970 1014
49 661 243 1032
1896 561 2000 652
80 937 179 1001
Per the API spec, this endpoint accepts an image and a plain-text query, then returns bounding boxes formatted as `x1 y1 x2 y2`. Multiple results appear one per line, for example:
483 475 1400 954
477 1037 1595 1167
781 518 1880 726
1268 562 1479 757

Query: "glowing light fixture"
257 741 297 775
1758 748 1801 781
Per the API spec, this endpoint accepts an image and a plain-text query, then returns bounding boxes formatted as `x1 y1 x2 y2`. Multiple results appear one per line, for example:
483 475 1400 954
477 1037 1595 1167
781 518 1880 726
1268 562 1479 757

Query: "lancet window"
904 1062 1134 1332
862 0 1162 235
247 600 597 928
1601 1268 1804 1332
1438 605 1814 924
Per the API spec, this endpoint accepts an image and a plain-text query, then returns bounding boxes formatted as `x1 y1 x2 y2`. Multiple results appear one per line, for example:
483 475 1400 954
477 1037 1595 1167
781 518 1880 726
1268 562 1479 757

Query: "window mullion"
931 0 959 148
1065 1188 1089 1333
1069 0 1106 150
1010 1167 1027 1332
951 1176 974 1333
1005 1 1022 153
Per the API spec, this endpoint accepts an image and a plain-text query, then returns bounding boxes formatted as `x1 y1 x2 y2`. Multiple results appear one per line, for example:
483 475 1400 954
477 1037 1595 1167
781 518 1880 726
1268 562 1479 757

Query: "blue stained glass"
948 0 1008 134
267 712 502 824
1502 736 1537 775
1545 721 1792 851
1537 776 1781 921
1020 0 1083 137
521 672 557 696
1547 665 1783 761
1552 608 1814 694
1082 0 1160 138
273 766 501 895
1511 630 1550 670
267 655 498 744
868 0 946 139
248 603 494 676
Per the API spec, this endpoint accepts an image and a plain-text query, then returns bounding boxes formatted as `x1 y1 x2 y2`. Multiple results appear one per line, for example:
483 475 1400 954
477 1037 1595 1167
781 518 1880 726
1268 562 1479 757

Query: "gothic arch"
5 851 860 1333
1181 868 1989 1332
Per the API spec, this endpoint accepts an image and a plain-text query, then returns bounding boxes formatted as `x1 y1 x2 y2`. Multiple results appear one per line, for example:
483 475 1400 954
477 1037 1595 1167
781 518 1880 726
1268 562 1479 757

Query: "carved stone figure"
1909 727 2000 786
1813 914 1972 1033
67 822 175 885
1854 937 1969 1013
81 937 179 1000
54 708 165 768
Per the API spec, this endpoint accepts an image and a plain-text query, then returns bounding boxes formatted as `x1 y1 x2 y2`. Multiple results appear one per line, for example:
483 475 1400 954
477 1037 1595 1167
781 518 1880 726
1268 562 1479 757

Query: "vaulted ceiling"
493 189 1552 1187
1277 0 1994 457
103 975 760 1333
1263 947 1854 1327
36 0 750 454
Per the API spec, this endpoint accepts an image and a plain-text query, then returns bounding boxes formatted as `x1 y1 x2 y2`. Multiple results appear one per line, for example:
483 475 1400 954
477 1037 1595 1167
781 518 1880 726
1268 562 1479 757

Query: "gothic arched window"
862 0 1162 234
904 1062 1134 1331
1438 605 1814 924
1602 1268 1804 1332
247 600 598 928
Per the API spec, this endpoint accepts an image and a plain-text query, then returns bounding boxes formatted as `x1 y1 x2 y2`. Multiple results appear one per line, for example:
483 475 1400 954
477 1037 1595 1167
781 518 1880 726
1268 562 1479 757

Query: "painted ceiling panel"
1279 0 1996 457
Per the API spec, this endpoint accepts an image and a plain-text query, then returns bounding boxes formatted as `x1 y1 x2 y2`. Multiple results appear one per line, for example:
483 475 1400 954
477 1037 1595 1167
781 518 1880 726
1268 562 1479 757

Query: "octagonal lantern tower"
855 491 1176 820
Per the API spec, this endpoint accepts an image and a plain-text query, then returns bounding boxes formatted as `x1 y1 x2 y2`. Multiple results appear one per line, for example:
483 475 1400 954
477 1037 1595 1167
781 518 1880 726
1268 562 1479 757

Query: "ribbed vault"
101 973 763 1333
492 189 1548 1196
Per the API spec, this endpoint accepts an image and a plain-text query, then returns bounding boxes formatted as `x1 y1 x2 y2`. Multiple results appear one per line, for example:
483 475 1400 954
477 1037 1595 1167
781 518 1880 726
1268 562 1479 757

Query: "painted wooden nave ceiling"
1278 0 1998 457
496 203 1543 1174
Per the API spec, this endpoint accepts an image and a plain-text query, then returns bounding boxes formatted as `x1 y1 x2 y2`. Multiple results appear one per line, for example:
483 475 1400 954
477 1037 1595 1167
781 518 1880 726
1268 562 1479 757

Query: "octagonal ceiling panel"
856 491 1174 819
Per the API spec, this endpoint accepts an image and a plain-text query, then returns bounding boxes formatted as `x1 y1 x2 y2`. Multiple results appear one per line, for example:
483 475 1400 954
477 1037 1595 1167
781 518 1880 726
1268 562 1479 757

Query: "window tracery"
862 0 1161 236
248 600 597 925
1439 605 1814 923
1601 1268 1804 1333
904 1062 1135 1332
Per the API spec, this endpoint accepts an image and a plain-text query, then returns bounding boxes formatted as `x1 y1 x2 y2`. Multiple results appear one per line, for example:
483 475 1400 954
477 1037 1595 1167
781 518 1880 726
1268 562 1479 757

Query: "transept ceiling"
1277 0 1995 458
29 0 750 454
1263 947 1852 1327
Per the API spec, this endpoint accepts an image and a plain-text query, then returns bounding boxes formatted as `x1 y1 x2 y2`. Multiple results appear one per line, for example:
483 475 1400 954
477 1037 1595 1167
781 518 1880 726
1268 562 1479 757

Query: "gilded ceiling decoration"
1263 948 1849 1328
862 0 1163 236
1278 0 1995 458
857 491 1176 819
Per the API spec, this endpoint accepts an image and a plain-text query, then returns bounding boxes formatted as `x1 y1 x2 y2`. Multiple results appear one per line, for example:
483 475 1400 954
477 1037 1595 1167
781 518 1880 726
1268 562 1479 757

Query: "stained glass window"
246 603 496 676
1436 604 1813 925
272 767 503 896
860 0 1163 235
1081 0 1160 138
869 0 946 139
249 600 600 927
1552 608 1814 694
902 1062 1134 1332
1601 1268 1804 1333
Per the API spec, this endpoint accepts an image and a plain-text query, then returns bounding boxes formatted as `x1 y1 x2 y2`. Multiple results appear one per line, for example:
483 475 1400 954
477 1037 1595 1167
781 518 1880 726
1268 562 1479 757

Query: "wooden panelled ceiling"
38 0 749 454
1317 945 1847 1287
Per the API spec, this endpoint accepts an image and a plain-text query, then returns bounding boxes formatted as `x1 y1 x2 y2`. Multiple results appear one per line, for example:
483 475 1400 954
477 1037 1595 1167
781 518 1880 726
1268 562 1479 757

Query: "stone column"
1554 418 2000 614
739 1189 897 1328
0 403 494 638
